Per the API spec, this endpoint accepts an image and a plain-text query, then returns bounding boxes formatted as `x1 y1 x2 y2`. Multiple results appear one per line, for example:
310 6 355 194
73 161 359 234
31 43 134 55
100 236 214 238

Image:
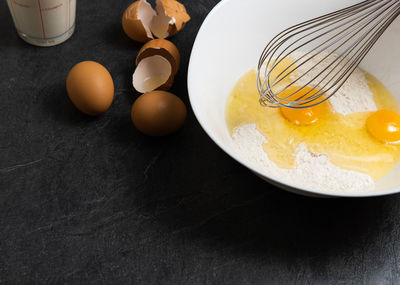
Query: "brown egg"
131 91 187 136
66 61 114 116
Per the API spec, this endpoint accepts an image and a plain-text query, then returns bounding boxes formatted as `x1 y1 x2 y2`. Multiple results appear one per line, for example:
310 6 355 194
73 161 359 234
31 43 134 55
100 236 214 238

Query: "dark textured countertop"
1 0 400 284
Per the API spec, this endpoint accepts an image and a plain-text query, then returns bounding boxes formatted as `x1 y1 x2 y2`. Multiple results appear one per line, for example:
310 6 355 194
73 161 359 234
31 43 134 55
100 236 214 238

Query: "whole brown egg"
131 91 187 136
66 61 114 115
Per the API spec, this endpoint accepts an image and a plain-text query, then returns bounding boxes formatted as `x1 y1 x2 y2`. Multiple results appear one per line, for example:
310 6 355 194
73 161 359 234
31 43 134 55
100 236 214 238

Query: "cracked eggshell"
132 39 180 93
122 0 156 43
132 55 174 93
136 39 180 75
150 0 191 39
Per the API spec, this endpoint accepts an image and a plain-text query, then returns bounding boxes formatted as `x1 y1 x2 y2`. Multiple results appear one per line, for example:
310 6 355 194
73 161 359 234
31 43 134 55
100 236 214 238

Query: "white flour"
233 124 374 192
232 53 377 192
291 51 377 115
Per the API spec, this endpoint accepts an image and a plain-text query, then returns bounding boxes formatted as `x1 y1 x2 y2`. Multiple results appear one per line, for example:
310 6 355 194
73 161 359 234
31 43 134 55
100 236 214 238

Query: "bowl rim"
187 0 400 198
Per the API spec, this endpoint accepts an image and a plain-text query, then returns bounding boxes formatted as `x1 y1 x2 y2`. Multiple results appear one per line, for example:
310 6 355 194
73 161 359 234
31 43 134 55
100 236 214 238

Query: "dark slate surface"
1 0 400 284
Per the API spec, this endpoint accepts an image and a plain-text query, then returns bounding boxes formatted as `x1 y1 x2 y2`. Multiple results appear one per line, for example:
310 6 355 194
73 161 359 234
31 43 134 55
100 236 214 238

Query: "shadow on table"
133 150 390 262
41 82 101 126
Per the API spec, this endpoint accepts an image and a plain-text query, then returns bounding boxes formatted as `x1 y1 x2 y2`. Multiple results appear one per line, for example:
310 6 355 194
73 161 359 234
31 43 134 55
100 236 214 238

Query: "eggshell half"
122 0 156 43
132 55 174 93
150 0 190 39
136 39 180 75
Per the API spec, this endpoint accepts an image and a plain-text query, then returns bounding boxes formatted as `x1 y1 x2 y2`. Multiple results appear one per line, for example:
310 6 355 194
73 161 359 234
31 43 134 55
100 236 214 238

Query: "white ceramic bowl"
188 0 400 198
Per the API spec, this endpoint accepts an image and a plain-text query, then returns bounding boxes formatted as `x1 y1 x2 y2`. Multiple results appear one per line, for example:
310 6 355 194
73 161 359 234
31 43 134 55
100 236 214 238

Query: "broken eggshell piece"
136 39 180 76
132 55 173 93
150 0 191 39
122 0 156 43
133 39 180 93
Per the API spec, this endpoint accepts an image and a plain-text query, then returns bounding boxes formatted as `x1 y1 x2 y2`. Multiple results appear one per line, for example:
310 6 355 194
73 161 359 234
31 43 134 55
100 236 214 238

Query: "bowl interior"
188 0 400 197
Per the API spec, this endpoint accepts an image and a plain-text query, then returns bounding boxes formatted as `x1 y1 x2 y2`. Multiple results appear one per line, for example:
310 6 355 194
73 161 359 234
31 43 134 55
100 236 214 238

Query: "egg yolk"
367 110 400 145
279 86 328 126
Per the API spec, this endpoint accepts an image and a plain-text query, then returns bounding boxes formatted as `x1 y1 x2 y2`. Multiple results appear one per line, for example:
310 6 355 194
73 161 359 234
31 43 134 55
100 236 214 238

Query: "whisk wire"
280 0 400 106
264 0 385 87
312 2 400 102
268 0 393 92
257 0 380 69
259 3 384 106
262 0 396 105
257 0 400 109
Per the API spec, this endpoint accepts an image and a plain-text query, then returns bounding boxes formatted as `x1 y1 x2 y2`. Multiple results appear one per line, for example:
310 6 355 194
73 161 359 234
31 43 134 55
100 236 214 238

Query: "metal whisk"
257 0 400 109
